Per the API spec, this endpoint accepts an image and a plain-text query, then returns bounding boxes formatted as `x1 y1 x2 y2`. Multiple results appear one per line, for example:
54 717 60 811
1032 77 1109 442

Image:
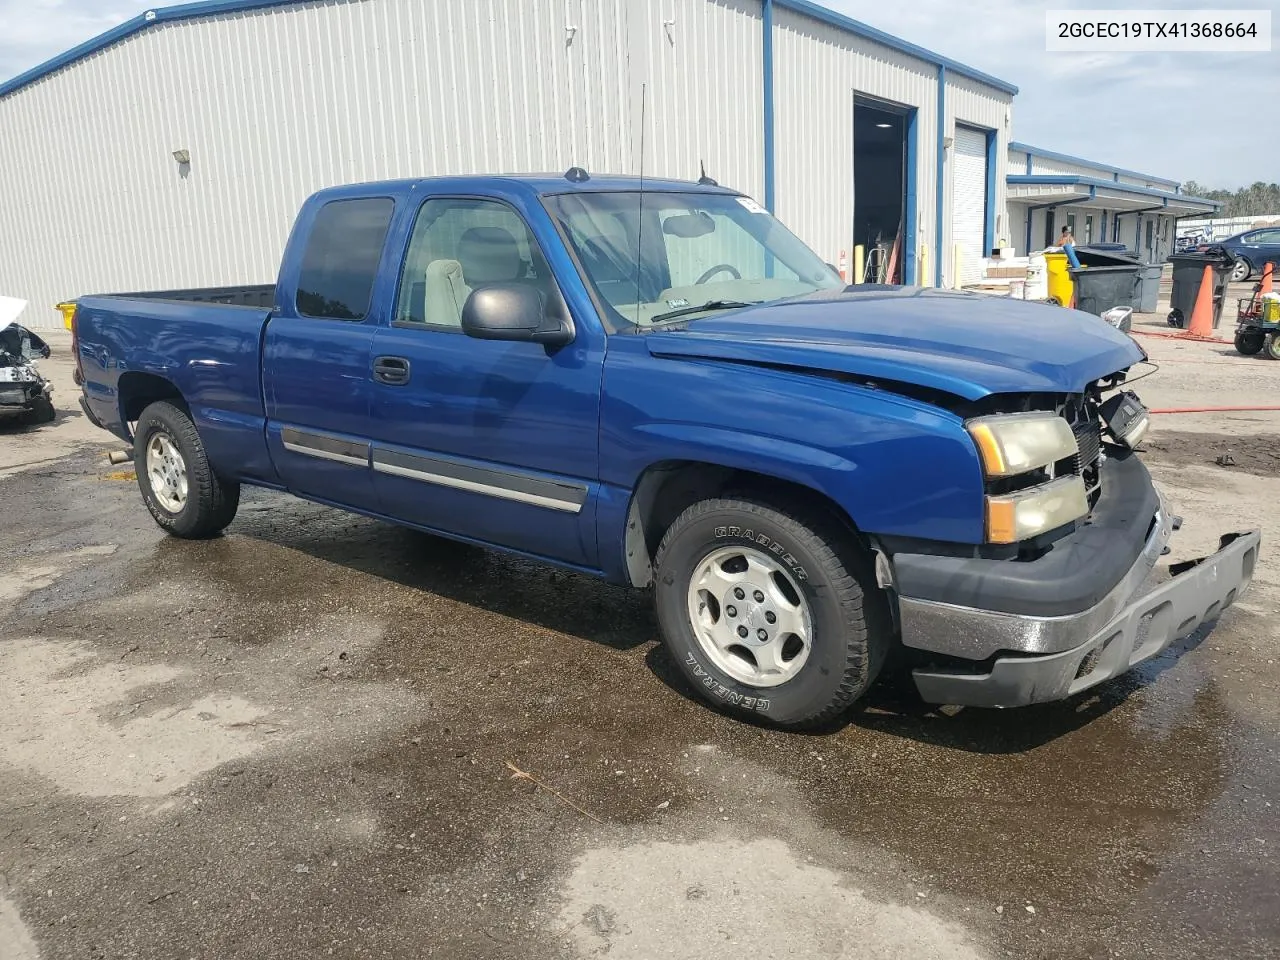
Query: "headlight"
985 476 1089 544
966 412 1079 477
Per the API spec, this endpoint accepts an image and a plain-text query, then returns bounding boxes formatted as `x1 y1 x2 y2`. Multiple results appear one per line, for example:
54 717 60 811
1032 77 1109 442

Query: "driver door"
367 192 606 568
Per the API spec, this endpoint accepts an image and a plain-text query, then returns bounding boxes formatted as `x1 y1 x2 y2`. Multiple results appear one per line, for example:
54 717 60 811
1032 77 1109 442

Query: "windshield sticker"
735 196 767 214
665 298 690 308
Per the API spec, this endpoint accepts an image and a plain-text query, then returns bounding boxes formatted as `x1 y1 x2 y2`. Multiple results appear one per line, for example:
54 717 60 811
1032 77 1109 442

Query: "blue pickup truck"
72 172 1260 726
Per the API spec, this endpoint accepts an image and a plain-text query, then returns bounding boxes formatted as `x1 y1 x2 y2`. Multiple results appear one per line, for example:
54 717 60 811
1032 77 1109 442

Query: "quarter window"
296 198 395 320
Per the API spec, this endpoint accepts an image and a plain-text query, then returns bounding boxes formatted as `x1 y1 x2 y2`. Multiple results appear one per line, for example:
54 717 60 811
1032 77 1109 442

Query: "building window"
296 198 395 320
1113 216 1121 243
1066 213 1076 237
1085 215 1094 244
1145 219 1154 254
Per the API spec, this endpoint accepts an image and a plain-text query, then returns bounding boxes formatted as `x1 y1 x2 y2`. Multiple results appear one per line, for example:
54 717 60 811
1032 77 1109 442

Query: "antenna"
697 160 717 186
634 83 646 326
564 165 589 183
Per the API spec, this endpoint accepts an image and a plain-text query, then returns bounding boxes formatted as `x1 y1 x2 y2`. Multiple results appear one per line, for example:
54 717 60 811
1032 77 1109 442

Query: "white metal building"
1006 143 1219 263
0 0 1019 328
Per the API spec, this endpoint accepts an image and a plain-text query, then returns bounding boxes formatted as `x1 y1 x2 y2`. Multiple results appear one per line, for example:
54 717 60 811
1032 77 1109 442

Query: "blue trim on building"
934 65 946 287
903 106 918 284
776 0 1017 94
1024 152 1032 175
762 0 776 213
0 0 311 97
1009 141 1179 189
983 127 997 254
1006 174 1218 208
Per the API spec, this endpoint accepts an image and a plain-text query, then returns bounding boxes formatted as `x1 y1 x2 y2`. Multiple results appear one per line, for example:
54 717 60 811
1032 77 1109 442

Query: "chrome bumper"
901 515 1260 708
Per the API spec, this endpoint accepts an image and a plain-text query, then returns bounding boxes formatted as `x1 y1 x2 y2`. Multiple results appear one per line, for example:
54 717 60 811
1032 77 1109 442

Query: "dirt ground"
1 315 1278 960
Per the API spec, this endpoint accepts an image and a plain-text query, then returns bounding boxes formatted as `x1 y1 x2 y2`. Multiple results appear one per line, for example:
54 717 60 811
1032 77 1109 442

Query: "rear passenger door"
367 194 605 568
263 194 395 509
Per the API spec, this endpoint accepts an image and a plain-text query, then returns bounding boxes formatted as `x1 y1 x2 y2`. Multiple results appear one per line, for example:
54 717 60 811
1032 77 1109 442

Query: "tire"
1167 308 1184 328
653 497 889 728
1265 333 1280 361
1232 258 1252 283
1235 330 1265 355
23 395 55 425
133 400 239 538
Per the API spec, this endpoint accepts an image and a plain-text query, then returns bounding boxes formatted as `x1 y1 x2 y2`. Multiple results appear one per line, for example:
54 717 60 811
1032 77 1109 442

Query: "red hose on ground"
1149 405 1280 414
1130 329 1233 345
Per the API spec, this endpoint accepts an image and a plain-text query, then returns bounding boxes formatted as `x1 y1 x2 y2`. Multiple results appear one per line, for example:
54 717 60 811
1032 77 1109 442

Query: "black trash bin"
1166 247 1234 328
1070 263 1142 315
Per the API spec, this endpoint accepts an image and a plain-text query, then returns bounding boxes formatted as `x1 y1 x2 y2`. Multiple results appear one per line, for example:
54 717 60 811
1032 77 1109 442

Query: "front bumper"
895 468 1260 707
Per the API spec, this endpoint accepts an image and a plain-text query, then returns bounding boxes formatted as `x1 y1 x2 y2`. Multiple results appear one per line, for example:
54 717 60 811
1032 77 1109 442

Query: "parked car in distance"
68 172 1260 727
1201 227 1280 282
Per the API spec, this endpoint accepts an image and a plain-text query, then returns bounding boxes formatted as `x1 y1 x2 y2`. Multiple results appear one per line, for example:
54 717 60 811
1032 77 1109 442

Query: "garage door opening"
853 99 910 284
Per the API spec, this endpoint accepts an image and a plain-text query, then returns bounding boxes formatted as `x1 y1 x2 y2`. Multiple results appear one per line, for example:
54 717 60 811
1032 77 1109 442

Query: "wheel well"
624 461 862 588
117 372 186 428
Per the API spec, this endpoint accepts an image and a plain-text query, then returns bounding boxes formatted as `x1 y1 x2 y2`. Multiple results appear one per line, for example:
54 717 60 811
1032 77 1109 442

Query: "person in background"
1059 225 1081 269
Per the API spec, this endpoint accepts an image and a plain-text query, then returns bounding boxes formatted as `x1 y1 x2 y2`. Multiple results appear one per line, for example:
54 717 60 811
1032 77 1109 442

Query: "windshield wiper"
648 300 759 327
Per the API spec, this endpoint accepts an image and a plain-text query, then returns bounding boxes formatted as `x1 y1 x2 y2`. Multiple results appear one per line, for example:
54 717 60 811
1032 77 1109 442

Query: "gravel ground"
1 320 1278 960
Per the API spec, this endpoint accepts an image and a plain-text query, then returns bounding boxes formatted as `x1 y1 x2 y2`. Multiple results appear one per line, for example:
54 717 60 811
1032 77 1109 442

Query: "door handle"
373 356 411 386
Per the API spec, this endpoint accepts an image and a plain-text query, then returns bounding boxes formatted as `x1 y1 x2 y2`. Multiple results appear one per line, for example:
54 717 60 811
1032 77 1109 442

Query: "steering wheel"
695 264 742 284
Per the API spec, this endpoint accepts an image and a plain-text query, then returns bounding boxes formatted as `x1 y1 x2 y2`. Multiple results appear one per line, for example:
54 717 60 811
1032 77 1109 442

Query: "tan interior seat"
423 258 470 328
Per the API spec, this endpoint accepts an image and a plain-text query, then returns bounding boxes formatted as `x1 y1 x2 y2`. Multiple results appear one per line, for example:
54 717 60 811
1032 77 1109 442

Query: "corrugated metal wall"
0 0 767 327
942 73 1011 283
771 6 938 276
0 0 1018 325
1028 157 1102 179
631 0 764 198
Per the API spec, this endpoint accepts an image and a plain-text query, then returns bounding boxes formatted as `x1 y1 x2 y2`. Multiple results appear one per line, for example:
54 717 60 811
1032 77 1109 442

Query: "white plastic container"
1024 253 1049 301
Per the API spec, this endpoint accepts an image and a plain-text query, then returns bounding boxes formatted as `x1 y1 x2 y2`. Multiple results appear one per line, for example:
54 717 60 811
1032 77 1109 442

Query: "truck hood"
644 287 1144 401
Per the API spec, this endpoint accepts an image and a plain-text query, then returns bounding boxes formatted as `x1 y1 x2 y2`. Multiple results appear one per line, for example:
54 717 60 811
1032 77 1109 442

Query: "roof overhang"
1006 175 1219 216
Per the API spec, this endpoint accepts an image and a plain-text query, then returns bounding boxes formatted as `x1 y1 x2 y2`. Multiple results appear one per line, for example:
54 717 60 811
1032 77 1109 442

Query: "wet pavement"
1 334 1279 959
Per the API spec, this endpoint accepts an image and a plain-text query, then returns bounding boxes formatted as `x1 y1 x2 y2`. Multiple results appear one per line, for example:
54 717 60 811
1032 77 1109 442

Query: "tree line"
1181 181 1280 217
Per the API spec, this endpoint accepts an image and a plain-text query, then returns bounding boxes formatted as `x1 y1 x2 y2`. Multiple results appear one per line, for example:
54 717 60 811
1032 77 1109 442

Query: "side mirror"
460 284 573 347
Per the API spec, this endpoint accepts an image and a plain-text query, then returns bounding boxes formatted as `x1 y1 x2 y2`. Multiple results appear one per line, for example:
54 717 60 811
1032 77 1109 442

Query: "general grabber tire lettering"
653 497 889 728
133 400 240 539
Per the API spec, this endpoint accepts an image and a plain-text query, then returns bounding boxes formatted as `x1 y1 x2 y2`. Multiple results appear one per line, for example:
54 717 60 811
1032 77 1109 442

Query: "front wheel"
134 401 240 538
1235 330 1265 355
653 497 889 728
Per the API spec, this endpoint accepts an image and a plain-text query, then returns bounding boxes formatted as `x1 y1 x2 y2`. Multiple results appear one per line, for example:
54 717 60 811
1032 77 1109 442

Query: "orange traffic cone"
1184 262 1216 338
1260 261 1275 297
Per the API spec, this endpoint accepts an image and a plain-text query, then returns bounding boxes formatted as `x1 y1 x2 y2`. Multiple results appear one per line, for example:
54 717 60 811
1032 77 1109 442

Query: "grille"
1062 400 1104 506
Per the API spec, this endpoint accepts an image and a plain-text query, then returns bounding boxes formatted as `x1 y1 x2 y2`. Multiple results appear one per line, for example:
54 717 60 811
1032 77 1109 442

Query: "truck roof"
308 173 741 203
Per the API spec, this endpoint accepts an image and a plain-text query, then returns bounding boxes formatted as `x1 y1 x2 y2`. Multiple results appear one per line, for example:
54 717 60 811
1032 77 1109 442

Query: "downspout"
762 0 775 213
934 65 946 286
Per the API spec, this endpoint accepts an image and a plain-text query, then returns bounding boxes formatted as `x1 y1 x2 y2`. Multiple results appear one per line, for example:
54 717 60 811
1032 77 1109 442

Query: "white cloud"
0 0 136 78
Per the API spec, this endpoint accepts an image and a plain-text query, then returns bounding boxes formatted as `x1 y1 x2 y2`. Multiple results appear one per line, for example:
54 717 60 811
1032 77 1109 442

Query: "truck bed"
76 294 276 483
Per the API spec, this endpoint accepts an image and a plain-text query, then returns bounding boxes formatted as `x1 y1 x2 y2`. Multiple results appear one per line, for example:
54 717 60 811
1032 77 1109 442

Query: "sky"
1 0 1276 191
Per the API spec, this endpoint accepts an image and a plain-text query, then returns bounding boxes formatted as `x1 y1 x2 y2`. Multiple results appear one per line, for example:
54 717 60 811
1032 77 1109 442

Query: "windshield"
545 191 843 328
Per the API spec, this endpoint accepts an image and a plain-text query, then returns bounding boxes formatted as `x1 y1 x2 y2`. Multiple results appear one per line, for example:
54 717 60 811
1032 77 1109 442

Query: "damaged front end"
0 321 55 425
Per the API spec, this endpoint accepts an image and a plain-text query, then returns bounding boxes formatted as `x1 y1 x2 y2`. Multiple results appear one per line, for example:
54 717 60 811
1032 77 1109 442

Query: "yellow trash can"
56 301 77 330
1043 252 1075 307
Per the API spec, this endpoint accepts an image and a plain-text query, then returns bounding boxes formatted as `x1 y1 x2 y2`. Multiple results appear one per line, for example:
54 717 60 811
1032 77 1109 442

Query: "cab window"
394 198 559 329
295 198 395 320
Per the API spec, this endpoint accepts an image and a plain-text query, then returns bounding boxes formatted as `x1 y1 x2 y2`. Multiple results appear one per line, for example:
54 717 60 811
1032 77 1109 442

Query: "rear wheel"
1232 258 1252 283
1167 308 1184 328
1235 330 1266 355
1265 333 1280 361
653 497 889 728
134 401 239 538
